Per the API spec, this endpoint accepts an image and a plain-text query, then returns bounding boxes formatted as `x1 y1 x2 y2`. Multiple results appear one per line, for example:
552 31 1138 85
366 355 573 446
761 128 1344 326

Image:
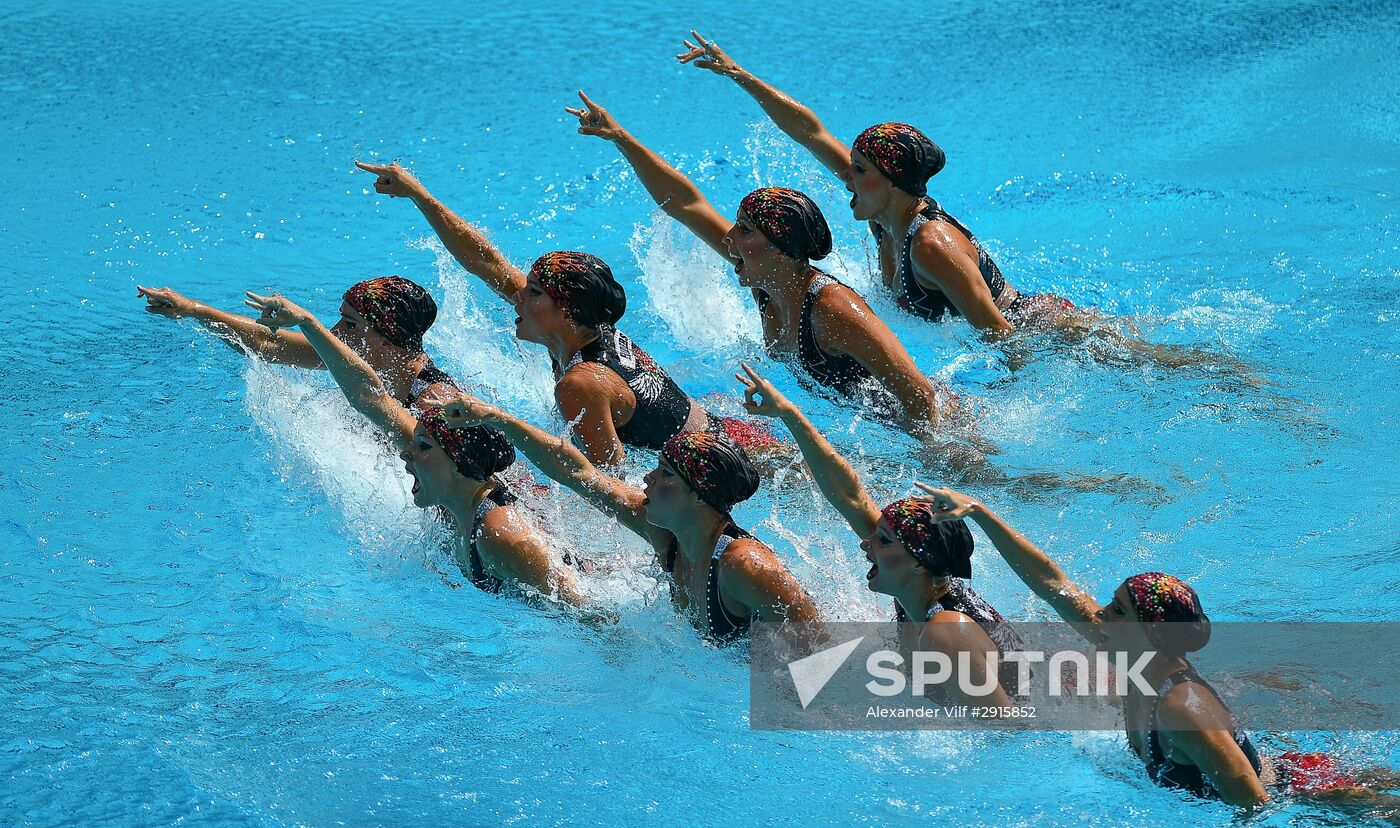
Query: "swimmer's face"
330 301 389 360
861 516 922 596
1092 584 1153 652
641 459 698 529
723 209 781 287
400 423 463 508
511 276 571 344
843 149 894 222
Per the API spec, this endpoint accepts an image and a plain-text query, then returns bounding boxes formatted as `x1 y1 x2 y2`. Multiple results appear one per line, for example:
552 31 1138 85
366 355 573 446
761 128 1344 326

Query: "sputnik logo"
787 636 865 709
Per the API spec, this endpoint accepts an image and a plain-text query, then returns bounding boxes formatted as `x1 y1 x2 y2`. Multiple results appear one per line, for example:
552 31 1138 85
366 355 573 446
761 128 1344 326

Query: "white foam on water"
242 360 427 559
626 208 761 354
409 234 558 422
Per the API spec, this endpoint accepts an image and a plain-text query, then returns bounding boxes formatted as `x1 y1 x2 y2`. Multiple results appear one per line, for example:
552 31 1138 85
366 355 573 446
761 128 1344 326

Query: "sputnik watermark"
863 648 1156 699
789 636 1154 708
750 622 1400 731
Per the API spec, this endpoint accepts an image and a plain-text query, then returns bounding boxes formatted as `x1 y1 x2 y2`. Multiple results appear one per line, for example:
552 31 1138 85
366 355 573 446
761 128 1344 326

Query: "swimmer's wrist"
964 501 994 524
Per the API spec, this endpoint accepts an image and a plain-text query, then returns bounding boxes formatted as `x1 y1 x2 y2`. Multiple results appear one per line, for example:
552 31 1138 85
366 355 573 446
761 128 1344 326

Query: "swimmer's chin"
848 192 871 221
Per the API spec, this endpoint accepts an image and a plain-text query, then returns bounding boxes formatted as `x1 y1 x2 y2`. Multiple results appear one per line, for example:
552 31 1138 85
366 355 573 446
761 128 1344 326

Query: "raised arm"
678 31 850 176
138 285 323 368
244 292 416 448
915 485 1102 631
736 363 880 537
566 92 732 259
810 292 942 428
355 161 527 301
420 388 655 541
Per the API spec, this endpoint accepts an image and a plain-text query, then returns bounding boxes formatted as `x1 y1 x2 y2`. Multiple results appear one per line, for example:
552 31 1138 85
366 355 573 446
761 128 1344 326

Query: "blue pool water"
4 0 1399 824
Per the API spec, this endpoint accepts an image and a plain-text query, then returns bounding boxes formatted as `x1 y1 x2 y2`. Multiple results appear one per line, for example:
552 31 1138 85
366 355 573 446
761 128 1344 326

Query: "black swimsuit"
895 580 1027 697
756 273 878 398
875 199 1015 321
464 485 517 594
1138 667 1263 799
664 523 754 644
408 358 458 407
555 325 694 451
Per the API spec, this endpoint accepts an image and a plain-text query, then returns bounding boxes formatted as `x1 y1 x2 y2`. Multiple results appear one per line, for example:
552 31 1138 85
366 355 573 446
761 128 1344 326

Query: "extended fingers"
419 388 459 409
739 361 767 386
677 40 703 61
577 90 602 113
912 483 966 514
354 160 392 174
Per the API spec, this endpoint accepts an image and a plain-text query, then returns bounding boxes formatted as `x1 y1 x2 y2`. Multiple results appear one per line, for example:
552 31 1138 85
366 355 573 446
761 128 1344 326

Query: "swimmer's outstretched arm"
677 31 850 176
913 484 1102 631
137 285 323 368
355 161 527 301
244 291 416 447
422 389 660 544
736 363 881 537
566 92 733 260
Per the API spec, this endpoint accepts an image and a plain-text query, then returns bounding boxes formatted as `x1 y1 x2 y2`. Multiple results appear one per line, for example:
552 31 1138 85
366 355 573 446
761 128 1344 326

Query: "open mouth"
849 193 858 209
865 552 878 581
405 464 421 495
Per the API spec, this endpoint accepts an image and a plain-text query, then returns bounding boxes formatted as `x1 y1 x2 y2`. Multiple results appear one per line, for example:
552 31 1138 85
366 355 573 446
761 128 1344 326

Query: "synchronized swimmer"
135 28 1388 814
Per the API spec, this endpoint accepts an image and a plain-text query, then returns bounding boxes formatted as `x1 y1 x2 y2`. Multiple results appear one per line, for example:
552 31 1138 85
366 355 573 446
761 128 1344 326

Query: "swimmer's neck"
753 259 818 313
872 191 926 239
668 509 731 567
370 348 429 402
540 324 602 368
438 476 492 531
1132 651 1192 699
893 577 950 623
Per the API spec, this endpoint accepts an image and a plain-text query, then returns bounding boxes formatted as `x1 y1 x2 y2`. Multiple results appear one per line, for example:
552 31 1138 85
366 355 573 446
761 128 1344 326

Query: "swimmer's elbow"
353 383 391 412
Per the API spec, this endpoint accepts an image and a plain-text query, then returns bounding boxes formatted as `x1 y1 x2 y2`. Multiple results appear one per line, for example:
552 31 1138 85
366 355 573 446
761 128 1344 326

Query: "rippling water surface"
4 0 1399 824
